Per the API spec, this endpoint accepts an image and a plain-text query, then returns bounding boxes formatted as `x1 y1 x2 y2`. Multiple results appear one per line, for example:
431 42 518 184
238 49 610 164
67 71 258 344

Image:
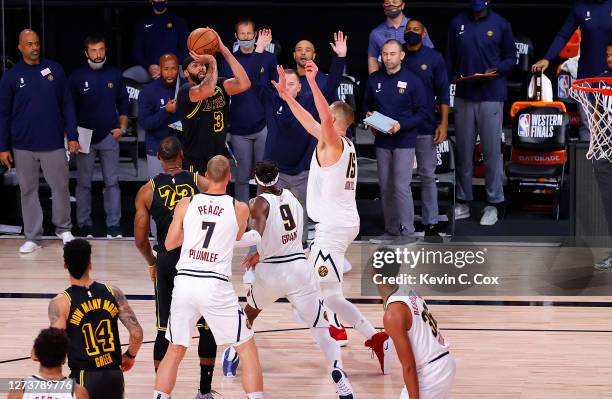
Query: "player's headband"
255 174 279 187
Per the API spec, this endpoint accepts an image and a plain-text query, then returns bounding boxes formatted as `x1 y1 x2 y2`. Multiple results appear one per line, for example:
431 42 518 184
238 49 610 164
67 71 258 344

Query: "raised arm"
165 196 190 251
111 285 143 372
216 30 251 96
305 61 342 149
48 294 69 330
271 66 322 140
384 303 419 399
134 183 156 281
187 52 218 103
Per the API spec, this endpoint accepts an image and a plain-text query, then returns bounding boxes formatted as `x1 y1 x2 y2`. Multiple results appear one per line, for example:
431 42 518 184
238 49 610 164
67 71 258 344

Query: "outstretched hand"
305 60 318 83
330 31 348 57
271 65 289 99
255 28 273 53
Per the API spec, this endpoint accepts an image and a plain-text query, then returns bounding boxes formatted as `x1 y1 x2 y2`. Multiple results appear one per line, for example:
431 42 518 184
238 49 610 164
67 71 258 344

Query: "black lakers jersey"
63 282 122 372
150 171 200 251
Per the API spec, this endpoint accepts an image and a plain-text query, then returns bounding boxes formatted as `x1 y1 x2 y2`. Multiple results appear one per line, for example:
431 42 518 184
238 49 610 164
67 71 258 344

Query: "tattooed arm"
111 285 143 372
48 294 69 329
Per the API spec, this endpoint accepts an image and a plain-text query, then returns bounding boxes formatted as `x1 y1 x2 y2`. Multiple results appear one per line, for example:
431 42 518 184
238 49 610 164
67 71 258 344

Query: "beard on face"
188 71 203 84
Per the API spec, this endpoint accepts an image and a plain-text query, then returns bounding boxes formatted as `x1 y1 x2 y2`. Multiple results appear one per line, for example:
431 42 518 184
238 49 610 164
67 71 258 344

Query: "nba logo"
558 75 570 99
518 114 531 137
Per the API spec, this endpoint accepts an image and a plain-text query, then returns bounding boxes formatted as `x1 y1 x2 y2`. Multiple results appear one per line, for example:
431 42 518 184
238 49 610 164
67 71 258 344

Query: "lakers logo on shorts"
318 265 329 277
47 74 54 81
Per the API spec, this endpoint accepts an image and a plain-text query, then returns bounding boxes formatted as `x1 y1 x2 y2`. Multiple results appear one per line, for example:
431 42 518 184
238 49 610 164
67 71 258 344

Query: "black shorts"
71 369 124 399
155 250 206 331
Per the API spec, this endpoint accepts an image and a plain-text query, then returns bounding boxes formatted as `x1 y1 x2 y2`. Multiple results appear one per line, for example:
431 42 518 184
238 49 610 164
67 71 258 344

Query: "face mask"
383 3 403 18
152 1 168 12
238 38 256 49
404 31 422 46
87 57 106 70
471 0 488 12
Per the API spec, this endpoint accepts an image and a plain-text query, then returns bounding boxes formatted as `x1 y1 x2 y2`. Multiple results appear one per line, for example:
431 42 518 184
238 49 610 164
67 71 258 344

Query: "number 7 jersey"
307 136 360 228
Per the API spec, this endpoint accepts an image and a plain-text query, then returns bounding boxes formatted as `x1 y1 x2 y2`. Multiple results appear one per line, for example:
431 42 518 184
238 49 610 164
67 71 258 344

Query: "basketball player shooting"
370 257 456 399
272 61 393 373
153 156 264 399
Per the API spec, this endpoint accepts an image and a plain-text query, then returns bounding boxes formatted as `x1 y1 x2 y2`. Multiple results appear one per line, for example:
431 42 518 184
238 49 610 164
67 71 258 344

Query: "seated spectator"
69 34 129 238
219 20 276 202
364 39 427 244
0 29 77 253
368 0 434 74
138 53 183 178
132 0 188 79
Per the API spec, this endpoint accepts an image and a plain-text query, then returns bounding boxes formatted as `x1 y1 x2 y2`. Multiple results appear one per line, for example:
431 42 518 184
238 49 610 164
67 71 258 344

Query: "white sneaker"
480 206 498 226
56 231 75 244
19 241 41 254
454 203 470 220
331 367 355 399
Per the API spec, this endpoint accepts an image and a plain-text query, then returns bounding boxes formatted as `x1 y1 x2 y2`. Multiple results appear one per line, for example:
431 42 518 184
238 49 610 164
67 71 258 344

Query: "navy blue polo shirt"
219 49 277 136
363 67 428 149
544 0 612 79
69 64 129 144
445 10 516 102
132 10 188 69
0 59 77 152
403 46 450 135
138 77 183 156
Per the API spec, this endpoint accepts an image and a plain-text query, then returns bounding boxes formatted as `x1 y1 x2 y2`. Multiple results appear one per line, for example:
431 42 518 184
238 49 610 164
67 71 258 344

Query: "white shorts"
309 224 359 283
166 273 253 347
247 259 327 328
400 353 456 399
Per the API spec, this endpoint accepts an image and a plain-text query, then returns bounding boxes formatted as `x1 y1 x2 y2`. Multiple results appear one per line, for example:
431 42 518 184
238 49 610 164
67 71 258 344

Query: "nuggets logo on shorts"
47 74 54 81
318 265 329 277
107 82 114 89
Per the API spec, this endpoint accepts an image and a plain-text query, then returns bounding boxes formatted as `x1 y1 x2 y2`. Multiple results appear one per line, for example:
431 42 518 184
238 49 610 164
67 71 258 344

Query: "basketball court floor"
1 238 612 398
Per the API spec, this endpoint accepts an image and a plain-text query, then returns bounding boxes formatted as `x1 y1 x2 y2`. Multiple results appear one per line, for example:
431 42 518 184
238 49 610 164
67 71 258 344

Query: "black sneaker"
106 225 123 239
79 225 94 239
424 224 443 243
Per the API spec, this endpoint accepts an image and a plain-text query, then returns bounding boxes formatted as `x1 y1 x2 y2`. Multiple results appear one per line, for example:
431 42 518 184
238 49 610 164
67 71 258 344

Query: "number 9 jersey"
63 283 122 371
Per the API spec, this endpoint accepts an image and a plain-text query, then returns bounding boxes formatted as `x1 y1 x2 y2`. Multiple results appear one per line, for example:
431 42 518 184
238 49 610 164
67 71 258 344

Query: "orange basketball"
187 28 219 55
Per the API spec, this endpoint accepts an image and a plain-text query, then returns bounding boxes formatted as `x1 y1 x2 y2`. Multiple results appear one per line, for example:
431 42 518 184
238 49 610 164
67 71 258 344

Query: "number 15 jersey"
307 136 360 228
177 193 238 278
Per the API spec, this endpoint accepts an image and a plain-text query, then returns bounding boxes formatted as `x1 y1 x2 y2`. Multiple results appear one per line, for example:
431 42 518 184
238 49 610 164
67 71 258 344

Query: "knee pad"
154 330 169 362
197 324 217 359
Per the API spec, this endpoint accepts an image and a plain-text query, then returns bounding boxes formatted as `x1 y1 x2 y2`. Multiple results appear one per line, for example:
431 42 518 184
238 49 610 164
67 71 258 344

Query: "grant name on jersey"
282 231 298 244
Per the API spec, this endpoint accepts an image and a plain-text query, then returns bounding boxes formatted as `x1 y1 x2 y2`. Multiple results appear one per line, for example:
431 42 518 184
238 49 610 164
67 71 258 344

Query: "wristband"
124 350 136 359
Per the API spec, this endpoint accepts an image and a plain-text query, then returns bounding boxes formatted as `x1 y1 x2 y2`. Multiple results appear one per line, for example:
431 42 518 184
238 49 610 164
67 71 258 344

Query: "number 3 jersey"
63 282 122 371
385 293 450 370
307 136 360 228
177 193 238 278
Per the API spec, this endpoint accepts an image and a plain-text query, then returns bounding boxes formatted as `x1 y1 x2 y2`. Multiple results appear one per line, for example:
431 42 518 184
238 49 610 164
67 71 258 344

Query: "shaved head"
293 39 316 68
159 53 178 66
206 156 230 183
18 29 40 64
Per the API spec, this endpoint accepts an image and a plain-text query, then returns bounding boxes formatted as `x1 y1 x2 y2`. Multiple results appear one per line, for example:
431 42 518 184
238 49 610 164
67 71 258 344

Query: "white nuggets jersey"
386 293 450 370
257 190 305 262
177 193 238 277
307 136 360 227
22 376 76 399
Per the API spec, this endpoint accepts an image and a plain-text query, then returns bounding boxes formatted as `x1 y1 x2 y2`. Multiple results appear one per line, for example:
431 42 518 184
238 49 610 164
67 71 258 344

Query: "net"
570 77 612 162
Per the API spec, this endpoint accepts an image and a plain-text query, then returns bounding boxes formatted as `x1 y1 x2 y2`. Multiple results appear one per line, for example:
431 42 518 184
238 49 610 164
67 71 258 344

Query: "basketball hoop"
571 77 612 162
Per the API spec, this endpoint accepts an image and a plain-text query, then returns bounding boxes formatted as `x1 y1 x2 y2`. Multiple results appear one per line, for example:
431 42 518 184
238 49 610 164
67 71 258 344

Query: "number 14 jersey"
307 136 360 228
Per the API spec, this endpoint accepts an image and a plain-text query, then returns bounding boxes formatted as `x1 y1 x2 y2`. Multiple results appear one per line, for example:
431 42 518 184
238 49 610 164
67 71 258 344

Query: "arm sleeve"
59 67 78 141
132 22 148 68
137 90 172 132
433 53 450 106
397 79 427 131
367 30 380 58
543 7 579 61
117 76 130 117
322 56 346 101
496 20 517 75
0 75 13 151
